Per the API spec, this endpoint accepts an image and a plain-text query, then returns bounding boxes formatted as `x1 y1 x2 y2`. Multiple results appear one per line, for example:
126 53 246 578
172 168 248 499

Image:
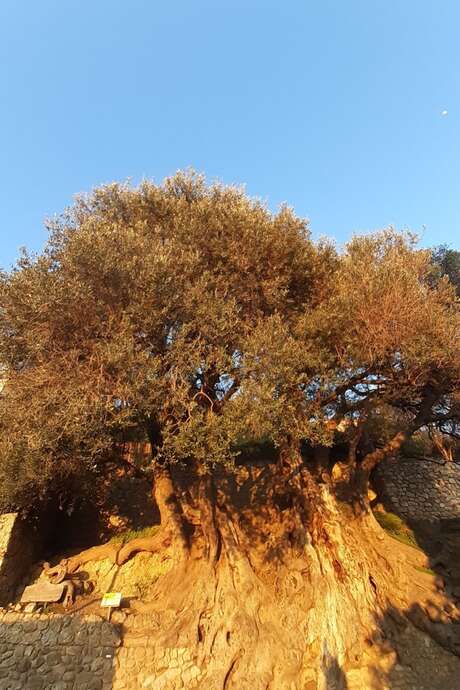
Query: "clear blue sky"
1 0 459 269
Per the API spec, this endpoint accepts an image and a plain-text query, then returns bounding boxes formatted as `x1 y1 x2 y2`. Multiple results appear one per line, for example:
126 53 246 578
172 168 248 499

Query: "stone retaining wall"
0 611 119 690
376 457 460 521
0 609 459 690
0 611 205 690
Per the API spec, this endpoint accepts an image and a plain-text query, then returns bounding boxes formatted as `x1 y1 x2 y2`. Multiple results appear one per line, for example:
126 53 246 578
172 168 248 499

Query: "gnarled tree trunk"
65 451 455 688
124 459 410 690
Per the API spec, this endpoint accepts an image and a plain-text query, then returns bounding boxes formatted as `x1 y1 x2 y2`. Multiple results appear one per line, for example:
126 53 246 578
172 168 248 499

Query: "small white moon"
442 110 448 116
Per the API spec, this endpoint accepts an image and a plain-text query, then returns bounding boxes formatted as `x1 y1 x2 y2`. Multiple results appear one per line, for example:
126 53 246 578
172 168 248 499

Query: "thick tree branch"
360 388 440 476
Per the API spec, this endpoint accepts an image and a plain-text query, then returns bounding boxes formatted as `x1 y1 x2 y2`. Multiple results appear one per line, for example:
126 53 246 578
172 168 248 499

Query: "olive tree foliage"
0 173 332 510
0 173 459 512
246 231 460 482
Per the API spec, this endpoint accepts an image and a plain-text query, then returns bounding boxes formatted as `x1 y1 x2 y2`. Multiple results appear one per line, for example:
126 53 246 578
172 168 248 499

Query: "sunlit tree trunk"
126 464 401 689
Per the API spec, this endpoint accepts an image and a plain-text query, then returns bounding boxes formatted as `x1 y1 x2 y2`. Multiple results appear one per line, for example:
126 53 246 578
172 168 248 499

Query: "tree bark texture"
59 455 458 689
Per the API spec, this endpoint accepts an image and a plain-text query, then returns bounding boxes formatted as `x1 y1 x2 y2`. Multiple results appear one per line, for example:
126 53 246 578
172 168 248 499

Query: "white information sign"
101 592 122 608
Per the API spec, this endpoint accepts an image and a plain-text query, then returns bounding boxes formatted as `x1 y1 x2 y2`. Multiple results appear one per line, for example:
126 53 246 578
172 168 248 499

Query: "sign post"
100 592 122 621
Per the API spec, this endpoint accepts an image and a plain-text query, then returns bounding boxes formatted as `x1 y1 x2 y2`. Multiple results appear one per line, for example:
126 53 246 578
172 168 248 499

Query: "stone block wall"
375 457 460 521
0 513 37 606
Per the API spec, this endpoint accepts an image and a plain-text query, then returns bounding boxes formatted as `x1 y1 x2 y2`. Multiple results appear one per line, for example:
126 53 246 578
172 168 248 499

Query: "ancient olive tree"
1 173 459 688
